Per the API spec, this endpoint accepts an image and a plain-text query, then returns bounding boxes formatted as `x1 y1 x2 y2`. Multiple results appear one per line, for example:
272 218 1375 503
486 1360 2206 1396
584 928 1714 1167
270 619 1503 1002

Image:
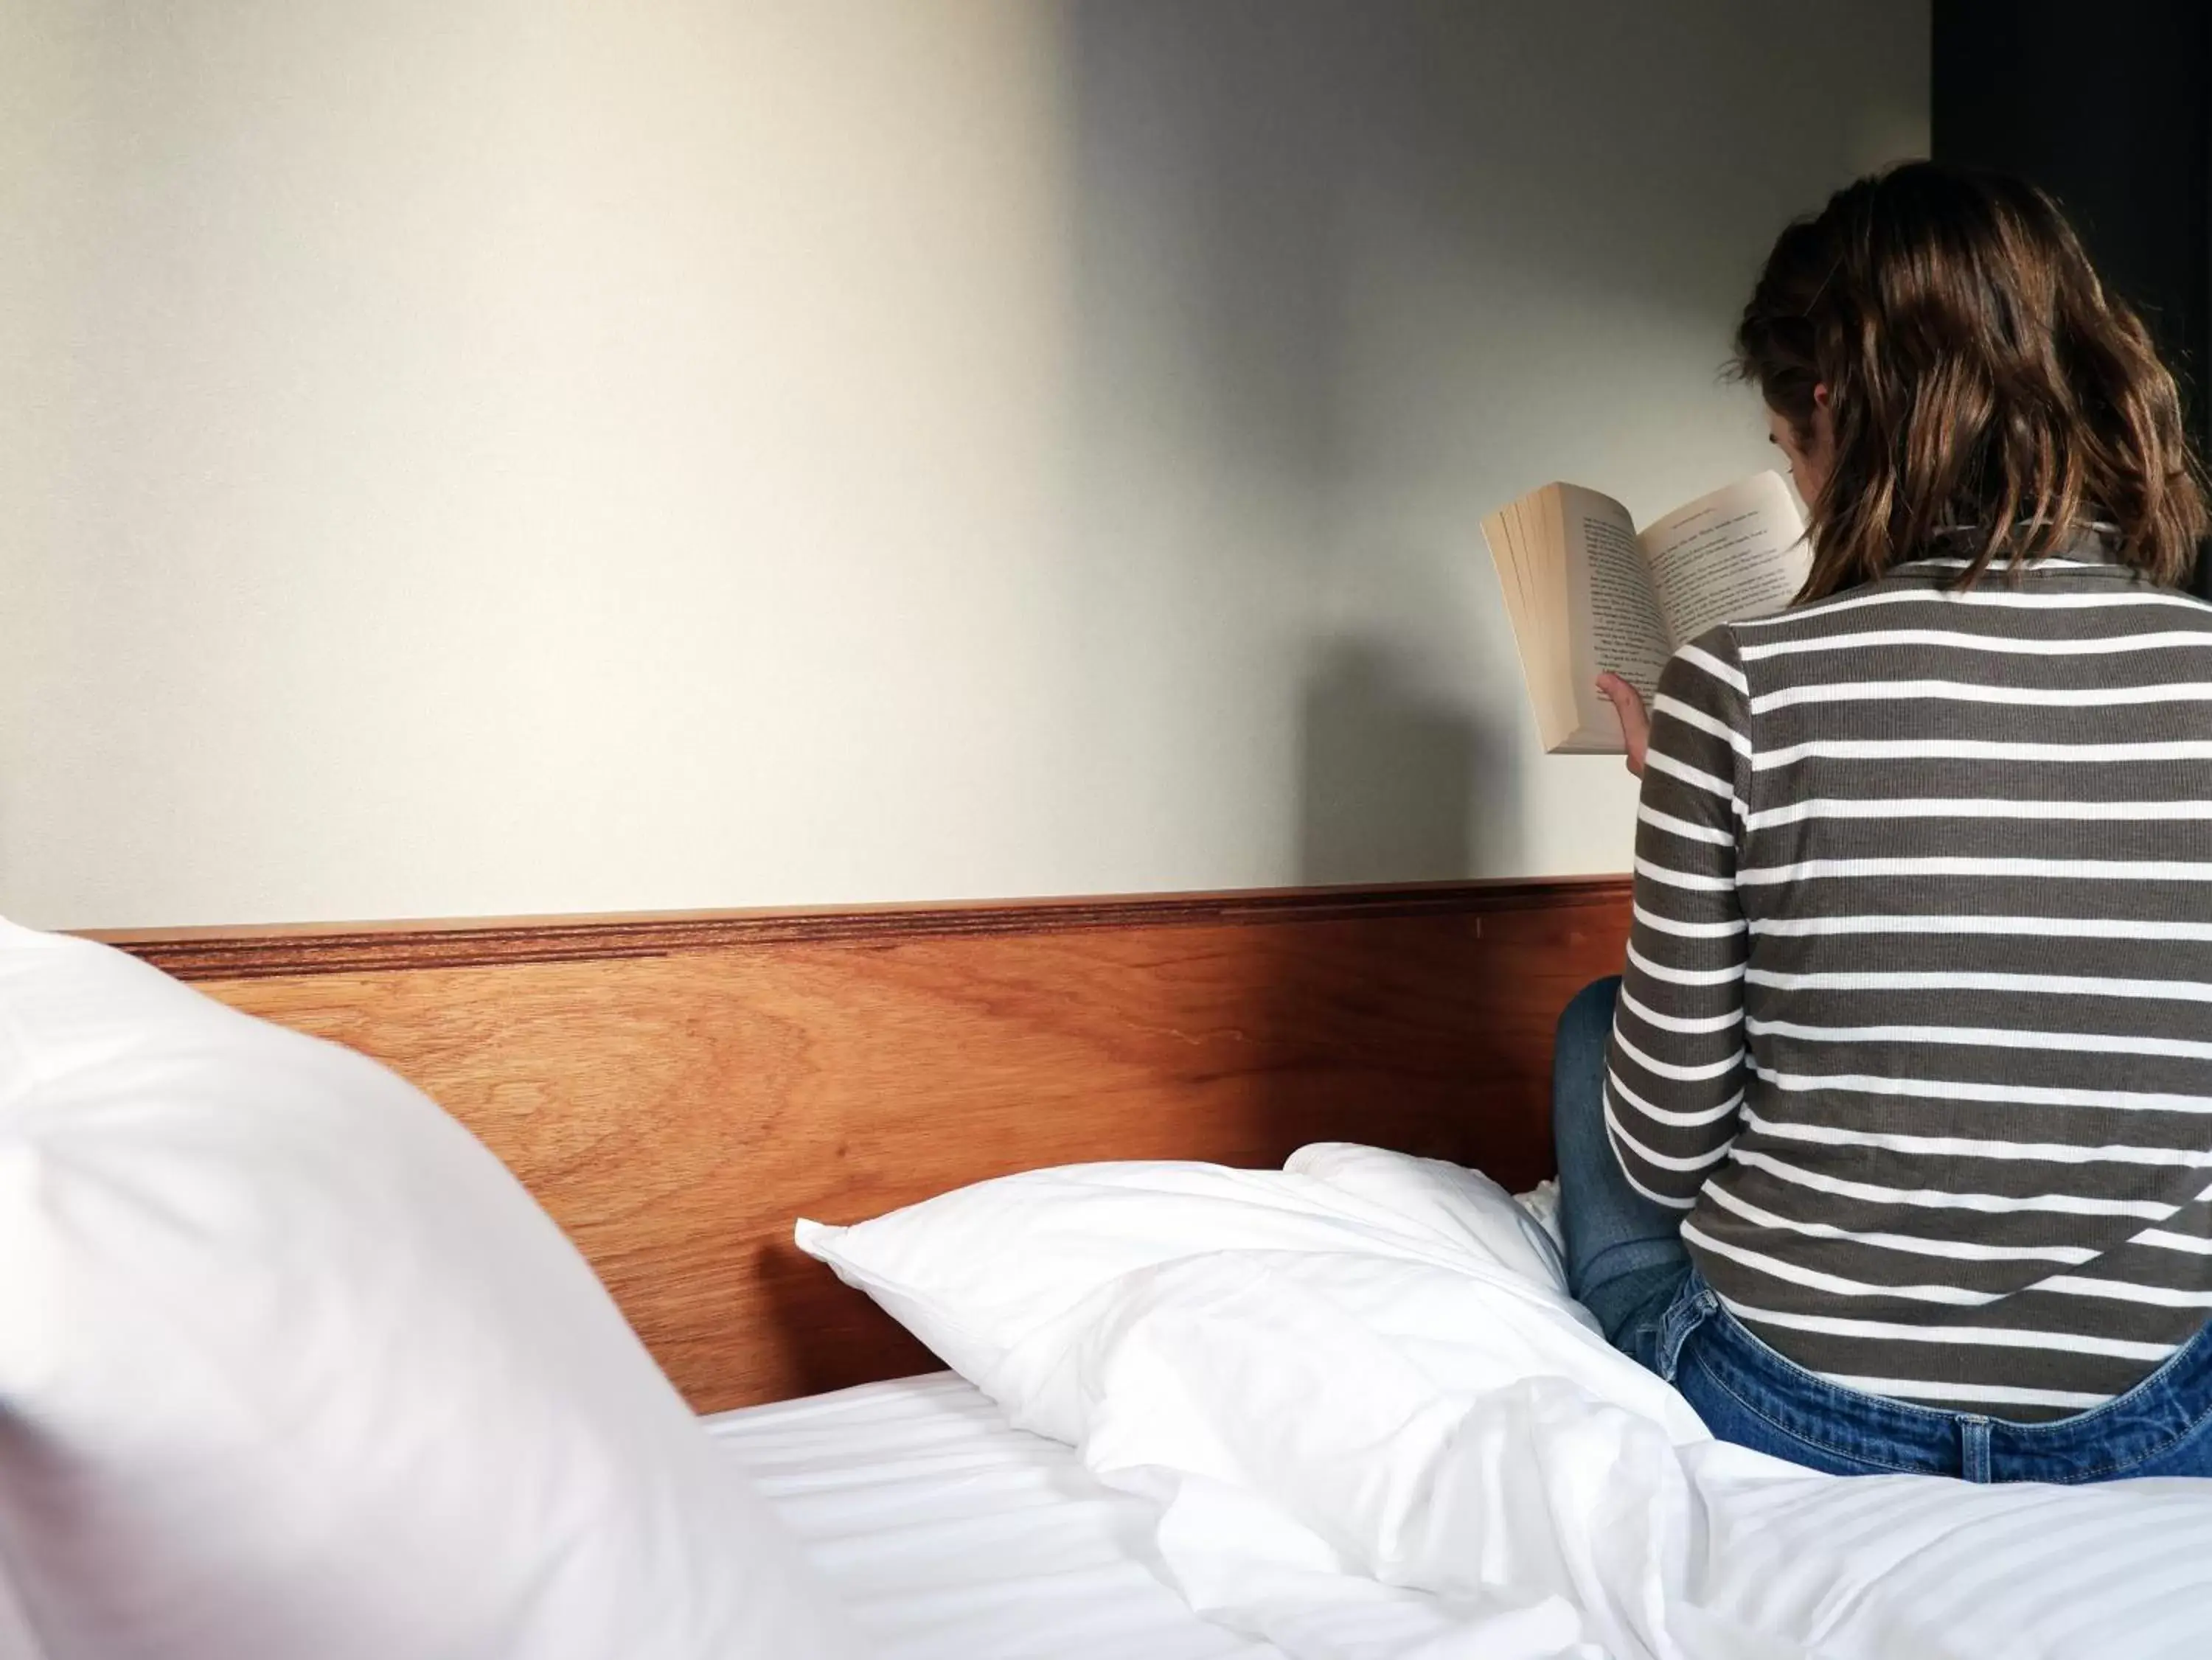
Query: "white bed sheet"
773 1152 2212 1659
709 1371 1279 1660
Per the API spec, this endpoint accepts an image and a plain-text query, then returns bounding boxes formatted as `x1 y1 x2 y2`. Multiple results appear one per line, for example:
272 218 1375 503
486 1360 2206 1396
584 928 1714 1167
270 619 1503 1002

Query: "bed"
96 879 1619 1658
93 879 2212 1659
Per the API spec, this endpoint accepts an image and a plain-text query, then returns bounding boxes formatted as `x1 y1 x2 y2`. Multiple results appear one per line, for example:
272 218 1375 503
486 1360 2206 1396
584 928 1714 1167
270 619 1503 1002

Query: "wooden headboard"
97 878 1631 1413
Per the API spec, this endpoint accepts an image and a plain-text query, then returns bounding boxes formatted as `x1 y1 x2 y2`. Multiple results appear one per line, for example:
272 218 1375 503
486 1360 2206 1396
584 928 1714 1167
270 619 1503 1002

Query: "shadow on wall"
1296 638 1519 886
1052 0 1891 885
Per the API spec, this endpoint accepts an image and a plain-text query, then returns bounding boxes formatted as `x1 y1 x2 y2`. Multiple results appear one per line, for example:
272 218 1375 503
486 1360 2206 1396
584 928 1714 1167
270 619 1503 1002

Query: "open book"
1481 470 1809 753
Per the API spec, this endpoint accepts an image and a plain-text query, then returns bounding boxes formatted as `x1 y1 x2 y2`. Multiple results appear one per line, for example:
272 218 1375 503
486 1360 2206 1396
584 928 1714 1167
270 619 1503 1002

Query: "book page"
1513 492 1584 747
1638 470 1809 646
1530 490 1580 745
1481 492 1576 750
1480 503 1542 738
1559 484 1671 741
1537 487 1608 750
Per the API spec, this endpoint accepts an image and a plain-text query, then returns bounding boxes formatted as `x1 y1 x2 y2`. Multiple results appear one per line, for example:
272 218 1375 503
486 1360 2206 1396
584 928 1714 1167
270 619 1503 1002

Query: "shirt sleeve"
1602 626 1751 1209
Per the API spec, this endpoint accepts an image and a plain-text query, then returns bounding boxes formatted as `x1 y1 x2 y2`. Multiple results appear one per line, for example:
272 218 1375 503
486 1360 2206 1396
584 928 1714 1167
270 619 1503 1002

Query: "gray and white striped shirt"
1607 537 2212 1420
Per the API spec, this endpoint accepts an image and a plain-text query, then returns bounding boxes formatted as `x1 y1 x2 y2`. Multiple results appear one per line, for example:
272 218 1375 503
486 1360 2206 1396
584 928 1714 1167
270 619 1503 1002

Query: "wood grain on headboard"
97 878 1631 1413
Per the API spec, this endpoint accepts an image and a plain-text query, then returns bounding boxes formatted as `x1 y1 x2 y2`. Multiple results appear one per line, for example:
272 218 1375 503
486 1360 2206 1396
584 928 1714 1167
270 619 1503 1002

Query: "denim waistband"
1659 1270 2212 1482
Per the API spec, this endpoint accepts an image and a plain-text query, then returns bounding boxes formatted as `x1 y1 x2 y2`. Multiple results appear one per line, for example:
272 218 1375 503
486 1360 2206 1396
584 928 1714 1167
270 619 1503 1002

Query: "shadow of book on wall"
1296 637 1516 887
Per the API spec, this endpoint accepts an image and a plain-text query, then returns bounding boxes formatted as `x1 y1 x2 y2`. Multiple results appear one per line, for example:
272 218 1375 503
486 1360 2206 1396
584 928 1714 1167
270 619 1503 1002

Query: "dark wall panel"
1933 0 2212 588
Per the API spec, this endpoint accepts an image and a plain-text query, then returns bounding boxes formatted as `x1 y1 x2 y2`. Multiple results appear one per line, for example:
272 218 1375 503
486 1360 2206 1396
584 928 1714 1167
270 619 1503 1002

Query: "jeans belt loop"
1655 1284 1719 1383
1959 1415 1993 1484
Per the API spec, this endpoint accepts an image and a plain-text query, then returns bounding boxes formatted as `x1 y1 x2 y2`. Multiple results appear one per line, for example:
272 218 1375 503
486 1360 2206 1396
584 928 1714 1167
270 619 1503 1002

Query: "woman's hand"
1596 673 1651 777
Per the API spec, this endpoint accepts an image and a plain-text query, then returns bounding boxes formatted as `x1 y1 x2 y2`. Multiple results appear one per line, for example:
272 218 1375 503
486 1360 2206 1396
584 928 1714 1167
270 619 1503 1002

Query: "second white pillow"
795 1143 1587 1443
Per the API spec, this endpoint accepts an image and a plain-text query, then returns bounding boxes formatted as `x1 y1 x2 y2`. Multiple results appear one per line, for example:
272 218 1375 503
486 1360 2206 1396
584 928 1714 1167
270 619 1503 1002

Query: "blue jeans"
1551 975 2212 1481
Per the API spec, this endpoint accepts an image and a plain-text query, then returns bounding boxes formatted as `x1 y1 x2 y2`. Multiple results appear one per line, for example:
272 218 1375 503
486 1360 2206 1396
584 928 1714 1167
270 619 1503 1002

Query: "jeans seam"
2037 1397 2212 1482
1684 1347 1934 1476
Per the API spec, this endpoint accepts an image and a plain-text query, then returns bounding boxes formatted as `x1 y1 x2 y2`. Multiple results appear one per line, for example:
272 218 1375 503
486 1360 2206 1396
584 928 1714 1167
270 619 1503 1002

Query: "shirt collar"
1891 525 2127 578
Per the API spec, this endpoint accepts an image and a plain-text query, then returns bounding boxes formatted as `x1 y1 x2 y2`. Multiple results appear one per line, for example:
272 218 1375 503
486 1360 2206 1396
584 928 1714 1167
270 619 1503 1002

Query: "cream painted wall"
1 1 1928 929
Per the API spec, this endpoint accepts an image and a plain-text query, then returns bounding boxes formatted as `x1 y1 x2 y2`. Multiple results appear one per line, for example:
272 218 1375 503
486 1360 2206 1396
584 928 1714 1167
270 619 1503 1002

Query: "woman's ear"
1812 382 1832 411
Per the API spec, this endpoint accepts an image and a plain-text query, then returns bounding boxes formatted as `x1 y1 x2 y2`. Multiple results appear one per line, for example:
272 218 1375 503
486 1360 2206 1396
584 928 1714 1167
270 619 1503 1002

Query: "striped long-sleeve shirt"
1607 537 2212 1420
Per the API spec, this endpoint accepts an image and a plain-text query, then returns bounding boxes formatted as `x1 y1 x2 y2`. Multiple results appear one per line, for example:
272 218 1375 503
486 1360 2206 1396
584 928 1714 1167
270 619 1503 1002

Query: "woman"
1553 161 2212 1481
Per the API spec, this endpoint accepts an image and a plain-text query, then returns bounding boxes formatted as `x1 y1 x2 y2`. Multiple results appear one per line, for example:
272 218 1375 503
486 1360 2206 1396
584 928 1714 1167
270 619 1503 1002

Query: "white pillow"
795 1143 1588 1443
1281 1141 1568 1286
0 921 866 1660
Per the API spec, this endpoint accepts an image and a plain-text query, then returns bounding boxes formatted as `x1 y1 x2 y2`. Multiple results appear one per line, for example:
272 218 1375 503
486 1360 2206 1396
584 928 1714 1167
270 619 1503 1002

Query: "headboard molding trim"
92 877 1632 980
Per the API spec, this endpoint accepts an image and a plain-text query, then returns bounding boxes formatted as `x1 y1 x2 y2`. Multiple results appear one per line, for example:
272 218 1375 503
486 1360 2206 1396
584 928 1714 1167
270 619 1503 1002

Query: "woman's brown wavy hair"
1734 161 2208 600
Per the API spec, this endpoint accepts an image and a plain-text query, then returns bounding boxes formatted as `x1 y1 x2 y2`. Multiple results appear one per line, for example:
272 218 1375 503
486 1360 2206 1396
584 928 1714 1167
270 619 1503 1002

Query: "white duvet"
800 1145 2212 1659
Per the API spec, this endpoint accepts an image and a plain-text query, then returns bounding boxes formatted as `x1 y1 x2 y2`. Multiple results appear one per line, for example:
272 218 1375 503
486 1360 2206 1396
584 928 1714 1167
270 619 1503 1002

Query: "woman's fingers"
1596 673 1652 778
